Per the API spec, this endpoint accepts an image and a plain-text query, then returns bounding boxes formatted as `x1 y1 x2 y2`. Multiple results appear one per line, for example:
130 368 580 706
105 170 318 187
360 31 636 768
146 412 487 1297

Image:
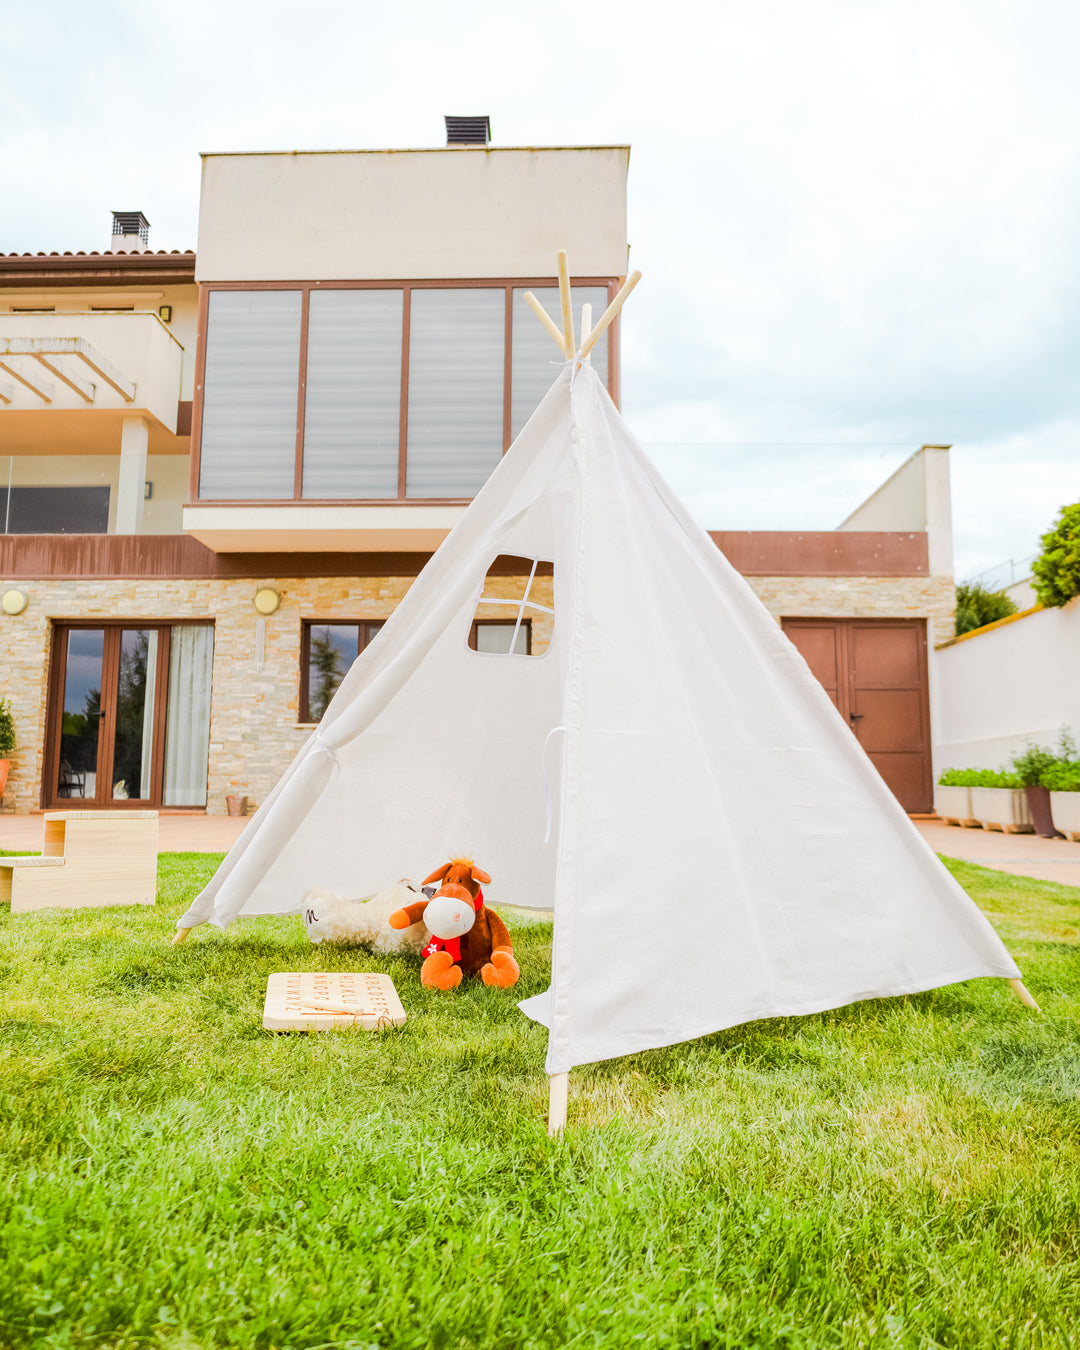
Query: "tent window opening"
469 554 554 658
301 621 384 722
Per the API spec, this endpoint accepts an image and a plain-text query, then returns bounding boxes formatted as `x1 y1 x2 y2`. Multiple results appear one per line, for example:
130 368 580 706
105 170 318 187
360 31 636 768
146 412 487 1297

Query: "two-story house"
0 123 954 817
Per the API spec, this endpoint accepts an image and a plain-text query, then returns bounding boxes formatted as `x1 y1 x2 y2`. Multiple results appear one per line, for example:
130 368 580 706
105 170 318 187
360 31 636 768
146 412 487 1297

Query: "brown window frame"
300 619 384 723
467 616 533 655
190 276 623 506
42 619 214 810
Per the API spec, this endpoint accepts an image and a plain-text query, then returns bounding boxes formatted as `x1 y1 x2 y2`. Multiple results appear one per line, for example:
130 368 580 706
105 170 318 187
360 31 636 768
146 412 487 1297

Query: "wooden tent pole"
578 303 593 356
172 928 192 945
548 1071 569 1136
579 271 642 359
1008 978 1041 1012
522 291 568 356
556 250 575 359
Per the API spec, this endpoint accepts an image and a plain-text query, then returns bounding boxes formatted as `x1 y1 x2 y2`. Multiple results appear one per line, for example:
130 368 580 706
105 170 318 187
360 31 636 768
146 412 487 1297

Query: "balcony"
0 311 186 447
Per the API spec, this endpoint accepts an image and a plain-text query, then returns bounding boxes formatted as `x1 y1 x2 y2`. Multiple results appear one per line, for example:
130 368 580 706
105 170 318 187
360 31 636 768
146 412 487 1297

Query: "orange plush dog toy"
388 857 519 992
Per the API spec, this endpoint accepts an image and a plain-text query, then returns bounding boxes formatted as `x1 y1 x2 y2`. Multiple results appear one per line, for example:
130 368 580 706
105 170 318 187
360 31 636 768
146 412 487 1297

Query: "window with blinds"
302 290 403 498
198 290 302 499
195 281 617 503
405 288 506 498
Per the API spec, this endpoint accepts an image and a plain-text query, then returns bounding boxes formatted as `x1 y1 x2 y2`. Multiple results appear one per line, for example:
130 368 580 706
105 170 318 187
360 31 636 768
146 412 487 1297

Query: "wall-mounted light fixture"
158 304 172 322
253 586 281 616
2 589 28 615
144 481 153 499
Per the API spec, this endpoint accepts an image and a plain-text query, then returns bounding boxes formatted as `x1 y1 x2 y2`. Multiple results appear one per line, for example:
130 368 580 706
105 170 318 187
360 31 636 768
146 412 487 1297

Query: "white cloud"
2 0 1077 578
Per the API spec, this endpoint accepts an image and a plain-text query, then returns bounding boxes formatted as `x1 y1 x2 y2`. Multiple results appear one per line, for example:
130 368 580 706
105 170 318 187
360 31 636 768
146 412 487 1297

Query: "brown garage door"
781 618 932 813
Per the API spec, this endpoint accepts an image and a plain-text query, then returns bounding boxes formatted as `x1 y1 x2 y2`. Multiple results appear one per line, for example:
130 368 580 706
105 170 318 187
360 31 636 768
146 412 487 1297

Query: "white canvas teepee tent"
177 265 1030 1127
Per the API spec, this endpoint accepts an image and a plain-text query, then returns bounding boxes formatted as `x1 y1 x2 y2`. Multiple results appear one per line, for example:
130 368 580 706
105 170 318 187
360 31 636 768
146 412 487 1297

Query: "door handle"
849 713 863 722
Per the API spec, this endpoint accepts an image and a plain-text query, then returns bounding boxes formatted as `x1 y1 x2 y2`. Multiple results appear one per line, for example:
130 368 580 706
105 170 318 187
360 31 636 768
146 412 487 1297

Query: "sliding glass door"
47 624 214 809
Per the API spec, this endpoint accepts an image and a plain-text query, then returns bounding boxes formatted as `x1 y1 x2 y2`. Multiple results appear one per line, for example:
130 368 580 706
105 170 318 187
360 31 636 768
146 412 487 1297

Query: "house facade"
0 129 953 818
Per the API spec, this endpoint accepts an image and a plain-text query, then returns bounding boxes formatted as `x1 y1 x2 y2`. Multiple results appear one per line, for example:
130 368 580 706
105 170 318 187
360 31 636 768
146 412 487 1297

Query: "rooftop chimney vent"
110 210 150 252
445 115 491 146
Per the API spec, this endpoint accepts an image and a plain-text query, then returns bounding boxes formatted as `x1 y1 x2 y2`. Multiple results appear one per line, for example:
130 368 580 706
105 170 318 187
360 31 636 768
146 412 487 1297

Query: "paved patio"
913 819 1080 889
0 811 1078 888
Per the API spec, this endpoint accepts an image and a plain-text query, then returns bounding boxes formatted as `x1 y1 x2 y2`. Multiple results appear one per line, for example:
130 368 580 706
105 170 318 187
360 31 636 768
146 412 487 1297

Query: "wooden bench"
0 810 158 913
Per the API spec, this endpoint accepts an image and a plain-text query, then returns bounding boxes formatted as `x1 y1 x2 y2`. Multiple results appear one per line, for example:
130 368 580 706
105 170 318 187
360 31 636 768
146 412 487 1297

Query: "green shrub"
937 767 1022 788
1044 761 1080 792
954 582 1018 635
0 699 14 757
1011 742 1061 787
1010 731 1078 787
1031 501 1080 608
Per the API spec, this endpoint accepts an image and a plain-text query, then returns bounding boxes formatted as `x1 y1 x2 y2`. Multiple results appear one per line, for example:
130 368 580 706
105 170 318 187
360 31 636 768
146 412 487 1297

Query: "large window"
1 485 110 534
47 623 215 809
198 290 302 499
301 621 384 723
195 280 618 503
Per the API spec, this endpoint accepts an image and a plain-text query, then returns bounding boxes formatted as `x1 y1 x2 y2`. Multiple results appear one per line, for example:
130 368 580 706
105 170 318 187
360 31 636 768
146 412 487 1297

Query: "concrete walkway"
0 813 251 853
913 820 1080 889
0 813 1077 888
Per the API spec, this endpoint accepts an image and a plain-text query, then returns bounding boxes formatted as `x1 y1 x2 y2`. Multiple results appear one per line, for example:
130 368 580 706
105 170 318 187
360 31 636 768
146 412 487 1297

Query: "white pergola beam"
0 337 135 401
31 353 95 403
0 356 54 403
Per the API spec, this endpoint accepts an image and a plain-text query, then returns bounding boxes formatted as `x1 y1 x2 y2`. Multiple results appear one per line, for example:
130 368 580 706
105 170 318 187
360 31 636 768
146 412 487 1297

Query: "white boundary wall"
932 597 1080 774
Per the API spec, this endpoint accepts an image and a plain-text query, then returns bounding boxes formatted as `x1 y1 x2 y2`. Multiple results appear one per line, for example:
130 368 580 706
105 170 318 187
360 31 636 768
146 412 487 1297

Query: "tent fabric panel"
529 369 1019 1073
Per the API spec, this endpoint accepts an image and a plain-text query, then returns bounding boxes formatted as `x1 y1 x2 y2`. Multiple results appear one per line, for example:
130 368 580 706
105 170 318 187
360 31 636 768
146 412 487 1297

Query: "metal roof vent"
444 115 491 146
110 210 150 252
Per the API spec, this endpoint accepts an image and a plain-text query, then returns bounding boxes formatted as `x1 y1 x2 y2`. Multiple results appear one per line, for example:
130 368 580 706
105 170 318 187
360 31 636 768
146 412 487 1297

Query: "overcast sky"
2 0 1077 581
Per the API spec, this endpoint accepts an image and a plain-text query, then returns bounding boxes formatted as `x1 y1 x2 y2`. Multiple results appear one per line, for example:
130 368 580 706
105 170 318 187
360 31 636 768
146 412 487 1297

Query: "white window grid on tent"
471 556 554 658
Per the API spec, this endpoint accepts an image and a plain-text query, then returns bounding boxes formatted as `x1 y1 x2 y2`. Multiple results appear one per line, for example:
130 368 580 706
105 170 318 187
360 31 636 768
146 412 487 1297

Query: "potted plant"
0 697 14 799
960 768 1033 833
1044 759 1080 842
934 769 978 826
1012 738 1069 839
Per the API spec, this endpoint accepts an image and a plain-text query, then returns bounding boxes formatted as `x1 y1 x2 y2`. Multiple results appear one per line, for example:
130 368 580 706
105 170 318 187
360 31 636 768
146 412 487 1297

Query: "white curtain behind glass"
406 288 505 497
163 625 215 807
139 630 158 797
302 290 403 498
510 287 609 439
199 291 302 499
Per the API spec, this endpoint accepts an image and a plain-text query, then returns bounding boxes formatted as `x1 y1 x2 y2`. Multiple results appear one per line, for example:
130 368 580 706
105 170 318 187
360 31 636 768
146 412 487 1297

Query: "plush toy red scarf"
421 888 484 963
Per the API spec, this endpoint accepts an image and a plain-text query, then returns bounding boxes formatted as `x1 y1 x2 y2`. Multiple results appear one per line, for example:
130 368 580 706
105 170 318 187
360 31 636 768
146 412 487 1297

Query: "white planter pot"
1050 791 1080 842
934 785 975 826
970 786 1033 833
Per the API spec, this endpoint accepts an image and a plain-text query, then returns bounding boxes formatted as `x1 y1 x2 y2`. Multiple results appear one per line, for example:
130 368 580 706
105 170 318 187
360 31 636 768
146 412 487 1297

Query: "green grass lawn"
1 853 1078 1350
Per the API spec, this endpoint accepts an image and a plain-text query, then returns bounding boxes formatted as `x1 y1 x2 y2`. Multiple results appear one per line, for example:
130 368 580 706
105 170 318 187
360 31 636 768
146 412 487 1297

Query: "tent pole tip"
547 1071 569 1136
172 927 193 946
1008 977 1041 1012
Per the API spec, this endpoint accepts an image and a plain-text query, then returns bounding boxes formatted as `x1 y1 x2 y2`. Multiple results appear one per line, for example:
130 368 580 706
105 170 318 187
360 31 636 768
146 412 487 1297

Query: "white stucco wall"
196 147 630 282
837 444 954 578
932 597 1080 774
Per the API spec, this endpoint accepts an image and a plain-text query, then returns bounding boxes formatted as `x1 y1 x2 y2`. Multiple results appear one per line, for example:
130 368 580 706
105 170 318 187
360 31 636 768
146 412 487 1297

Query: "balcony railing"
0 312 185 431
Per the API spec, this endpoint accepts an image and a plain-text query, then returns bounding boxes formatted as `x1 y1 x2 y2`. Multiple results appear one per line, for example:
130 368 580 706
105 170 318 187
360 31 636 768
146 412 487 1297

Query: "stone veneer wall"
0 571 557 815
0 570 944 815
746 574 955 648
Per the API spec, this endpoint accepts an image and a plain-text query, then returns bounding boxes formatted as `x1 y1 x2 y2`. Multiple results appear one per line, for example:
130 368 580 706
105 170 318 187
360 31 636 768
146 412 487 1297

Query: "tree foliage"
1032 501 1080 609
308 629 344 721
954 582 1018 636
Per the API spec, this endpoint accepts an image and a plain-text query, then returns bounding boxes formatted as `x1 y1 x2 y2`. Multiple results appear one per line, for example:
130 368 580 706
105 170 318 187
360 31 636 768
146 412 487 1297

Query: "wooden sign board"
263 972 406 1031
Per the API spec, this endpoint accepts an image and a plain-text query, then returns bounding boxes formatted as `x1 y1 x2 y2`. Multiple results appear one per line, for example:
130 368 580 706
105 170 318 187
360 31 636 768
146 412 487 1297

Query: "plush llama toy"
300 879 429 955
388 856 520 991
